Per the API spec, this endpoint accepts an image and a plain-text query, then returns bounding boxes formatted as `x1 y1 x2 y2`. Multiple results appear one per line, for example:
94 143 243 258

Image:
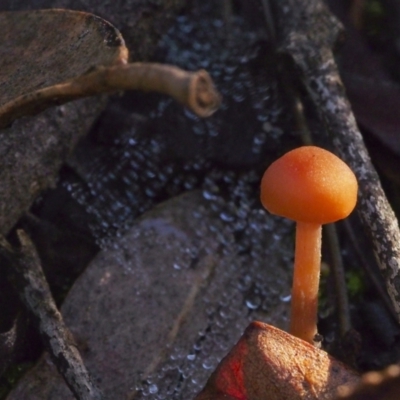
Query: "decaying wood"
195 322 360 400
272 0 400 321
0 230 103 400
0 63 220 128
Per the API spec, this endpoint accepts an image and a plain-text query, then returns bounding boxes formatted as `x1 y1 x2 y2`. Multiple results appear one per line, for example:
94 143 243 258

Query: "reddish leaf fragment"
195 322 360 400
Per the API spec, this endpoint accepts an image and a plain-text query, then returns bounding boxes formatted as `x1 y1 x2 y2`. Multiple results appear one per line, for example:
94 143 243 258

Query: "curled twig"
273 0 400 322
0 63 221 129
0 230 103 400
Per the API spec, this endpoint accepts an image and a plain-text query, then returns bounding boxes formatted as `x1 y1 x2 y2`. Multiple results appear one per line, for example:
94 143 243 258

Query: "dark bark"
0 230 103 400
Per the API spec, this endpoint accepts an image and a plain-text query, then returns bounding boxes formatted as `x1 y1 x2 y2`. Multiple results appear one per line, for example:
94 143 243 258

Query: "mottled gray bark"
0 231 103 400
0 98 106 237
272 0 400 320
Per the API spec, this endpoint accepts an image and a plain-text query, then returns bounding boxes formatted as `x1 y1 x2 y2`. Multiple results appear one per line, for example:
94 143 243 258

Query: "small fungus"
260 146 358 343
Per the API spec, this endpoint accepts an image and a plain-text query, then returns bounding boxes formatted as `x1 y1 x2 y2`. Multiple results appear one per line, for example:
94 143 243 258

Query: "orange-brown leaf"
195 322 360 400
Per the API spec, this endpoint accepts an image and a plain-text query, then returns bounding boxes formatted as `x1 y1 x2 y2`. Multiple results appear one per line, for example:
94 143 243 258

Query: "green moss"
346 270 365 298
364 0 386 38
0 362 34 399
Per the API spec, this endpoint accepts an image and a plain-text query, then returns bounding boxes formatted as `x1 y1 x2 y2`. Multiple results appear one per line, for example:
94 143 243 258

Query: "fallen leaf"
0 5 200 374
0 9 127 128
0 9 127 105
0 0 187 61
0 9 128 236
0 8 219 236
5 191 293 399
195 322 360 400
0 9 220 128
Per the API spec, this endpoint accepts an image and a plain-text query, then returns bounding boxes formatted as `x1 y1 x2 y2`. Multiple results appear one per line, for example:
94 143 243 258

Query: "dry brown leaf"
0 9 128 107
195 322 360 400
0 9 128 237
0 8 220 237
0 9 220 129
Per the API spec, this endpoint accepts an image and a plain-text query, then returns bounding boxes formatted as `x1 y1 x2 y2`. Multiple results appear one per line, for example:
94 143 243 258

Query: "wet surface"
3 1 400 398
6 192 293 400
59 0 295 245
3 2 301 398
4 1 400 398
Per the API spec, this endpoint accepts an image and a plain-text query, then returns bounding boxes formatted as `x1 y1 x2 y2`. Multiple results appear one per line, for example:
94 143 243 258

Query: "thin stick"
325 224 351 337
344 219 398 322
261 0 277 42
222 0 233 40
273 0 400 322
0 230 103 400
0 63 221 128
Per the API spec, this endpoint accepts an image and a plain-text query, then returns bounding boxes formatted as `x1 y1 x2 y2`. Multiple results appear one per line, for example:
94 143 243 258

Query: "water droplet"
149 384 158 394
219 211 235 222
202 360 214 370
280 294 291 303
245 295 261 310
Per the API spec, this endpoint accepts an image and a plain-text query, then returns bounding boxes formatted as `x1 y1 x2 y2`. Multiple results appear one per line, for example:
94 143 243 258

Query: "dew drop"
149 384 158 394
245 295 261 310
280 294 292 303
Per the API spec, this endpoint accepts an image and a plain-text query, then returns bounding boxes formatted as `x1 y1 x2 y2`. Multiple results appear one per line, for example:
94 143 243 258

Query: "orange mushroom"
260 146 358 343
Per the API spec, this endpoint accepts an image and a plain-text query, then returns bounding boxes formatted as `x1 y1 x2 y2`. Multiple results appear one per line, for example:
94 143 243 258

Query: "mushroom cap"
260 146 358 224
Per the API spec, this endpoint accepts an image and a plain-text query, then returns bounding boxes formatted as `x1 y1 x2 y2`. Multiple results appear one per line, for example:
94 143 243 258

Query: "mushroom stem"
290 221 322 343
